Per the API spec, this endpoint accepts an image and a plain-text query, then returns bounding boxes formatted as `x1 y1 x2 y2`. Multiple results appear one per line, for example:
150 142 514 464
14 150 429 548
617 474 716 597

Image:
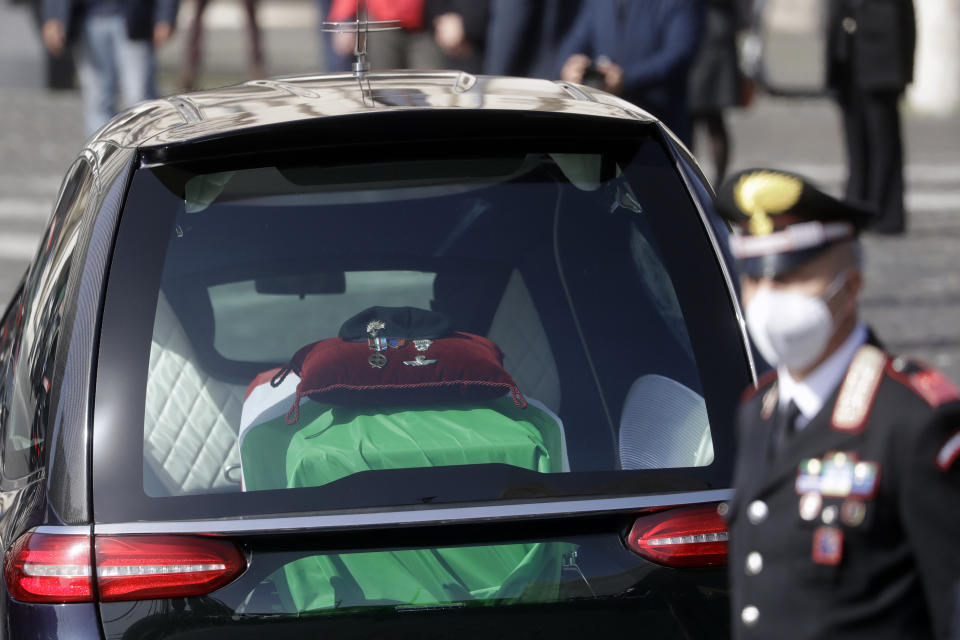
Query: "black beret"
339 306 454 342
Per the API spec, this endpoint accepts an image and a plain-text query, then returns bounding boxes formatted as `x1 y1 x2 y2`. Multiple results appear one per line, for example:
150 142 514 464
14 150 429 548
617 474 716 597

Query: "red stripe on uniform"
909 370 960 408
936 430 960 472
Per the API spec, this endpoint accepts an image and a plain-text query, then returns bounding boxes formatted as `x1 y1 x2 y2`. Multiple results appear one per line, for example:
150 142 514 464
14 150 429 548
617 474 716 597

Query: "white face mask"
745 272 849 373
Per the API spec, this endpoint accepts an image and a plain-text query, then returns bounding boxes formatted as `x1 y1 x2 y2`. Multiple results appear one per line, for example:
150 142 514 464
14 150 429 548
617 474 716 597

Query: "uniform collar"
777 322 869 429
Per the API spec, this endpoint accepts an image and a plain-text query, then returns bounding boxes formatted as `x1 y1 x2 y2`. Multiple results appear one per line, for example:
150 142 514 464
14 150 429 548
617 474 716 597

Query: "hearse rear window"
95 137 747 521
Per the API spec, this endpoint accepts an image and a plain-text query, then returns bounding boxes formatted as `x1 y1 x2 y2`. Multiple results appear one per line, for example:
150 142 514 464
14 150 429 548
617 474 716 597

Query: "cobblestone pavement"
1 1 958 381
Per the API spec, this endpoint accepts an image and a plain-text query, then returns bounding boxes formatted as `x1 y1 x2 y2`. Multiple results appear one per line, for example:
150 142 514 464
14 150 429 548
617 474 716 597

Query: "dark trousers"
317 0 351 72
836 88 906 233
29 0 75 89
182 0 264 91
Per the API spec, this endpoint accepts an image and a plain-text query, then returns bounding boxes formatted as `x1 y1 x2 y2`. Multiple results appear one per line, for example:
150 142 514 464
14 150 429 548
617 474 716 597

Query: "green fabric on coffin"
240 398 570 613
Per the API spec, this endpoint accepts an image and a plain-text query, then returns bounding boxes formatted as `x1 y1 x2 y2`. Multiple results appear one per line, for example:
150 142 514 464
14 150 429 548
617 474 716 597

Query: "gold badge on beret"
734 171 803 236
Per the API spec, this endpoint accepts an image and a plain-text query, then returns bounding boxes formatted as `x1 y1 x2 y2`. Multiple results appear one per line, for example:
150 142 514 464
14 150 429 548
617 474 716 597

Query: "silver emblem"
368 353 387 369
413 339 433 352
366 320 386 337
403 355 437 367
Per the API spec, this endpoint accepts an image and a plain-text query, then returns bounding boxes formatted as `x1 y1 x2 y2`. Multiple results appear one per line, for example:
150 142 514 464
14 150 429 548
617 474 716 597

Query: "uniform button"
842 17 857 33
747 500 768 524
892 357 907 372
746 551 764 576
742 605 760 627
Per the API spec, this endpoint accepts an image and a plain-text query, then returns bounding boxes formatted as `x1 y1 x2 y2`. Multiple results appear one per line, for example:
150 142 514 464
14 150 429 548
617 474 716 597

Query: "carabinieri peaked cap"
716 168 875 278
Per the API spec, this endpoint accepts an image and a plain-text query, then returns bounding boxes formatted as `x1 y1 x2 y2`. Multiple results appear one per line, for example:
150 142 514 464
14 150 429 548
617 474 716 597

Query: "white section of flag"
238 371 303 491
239 372 302 446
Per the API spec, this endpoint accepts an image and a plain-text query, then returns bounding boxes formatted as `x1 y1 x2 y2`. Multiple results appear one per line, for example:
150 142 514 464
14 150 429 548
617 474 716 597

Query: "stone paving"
0 1 958 381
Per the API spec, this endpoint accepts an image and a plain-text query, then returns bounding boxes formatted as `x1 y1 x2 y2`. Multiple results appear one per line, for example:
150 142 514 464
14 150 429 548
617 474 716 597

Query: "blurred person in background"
424 0 488 74
718 168 960 639
827 0 916 235
558 0 704 146
41 0 179 135
483 0 582 80
317 0 351 71
687 0 751 186
14 0 76 89
327 0 444 70
180 0 263 91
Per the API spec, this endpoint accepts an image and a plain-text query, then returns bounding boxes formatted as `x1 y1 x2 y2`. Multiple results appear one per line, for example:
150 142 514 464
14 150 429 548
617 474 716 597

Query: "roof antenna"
321 0 400 76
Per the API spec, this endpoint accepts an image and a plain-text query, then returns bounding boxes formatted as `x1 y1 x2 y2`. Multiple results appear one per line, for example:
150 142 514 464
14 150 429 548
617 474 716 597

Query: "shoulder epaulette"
887 358 960 409
832 344 887 432
936 430 960 471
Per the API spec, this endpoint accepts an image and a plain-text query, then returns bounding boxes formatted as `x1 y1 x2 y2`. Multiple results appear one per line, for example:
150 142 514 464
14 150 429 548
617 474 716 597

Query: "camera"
581 56 613 90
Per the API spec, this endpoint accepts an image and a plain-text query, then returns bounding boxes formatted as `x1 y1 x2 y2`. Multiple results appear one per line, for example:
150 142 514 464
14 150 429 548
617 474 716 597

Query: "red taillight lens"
4 533 245 603
625 503 729 568
4 534 93 603
96 535 246 601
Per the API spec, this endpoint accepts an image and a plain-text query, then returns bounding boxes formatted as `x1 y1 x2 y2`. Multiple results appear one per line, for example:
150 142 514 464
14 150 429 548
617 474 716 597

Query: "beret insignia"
734 171 804 236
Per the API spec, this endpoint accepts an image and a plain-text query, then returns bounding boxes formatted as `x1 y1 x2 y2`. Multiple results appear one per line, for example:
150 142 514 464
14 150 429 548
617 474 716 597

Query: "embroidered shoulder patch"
936 430 960 471
908 370 960 408
832 344 887 432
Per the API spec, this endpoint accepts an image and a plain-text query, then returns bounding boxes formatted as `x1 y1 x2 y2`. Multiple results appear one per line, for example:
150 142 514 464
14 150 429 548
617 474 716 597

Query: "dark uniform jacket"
826 0 916 92
555 0 704 144
728 340 960 639
42 0 180 43
484 0 584 80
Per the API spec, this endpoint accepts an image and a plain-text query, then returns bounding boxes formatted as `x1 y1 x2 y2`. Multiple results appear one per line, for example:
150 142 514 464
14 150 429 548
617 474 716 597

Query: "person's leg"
407 29 445 70
244 0 265 79
182 0 209 91
76 14 119 135
30 0 76 89
116 21 157 108
367 28 405 70
317 0 350 72
863 90 906 233
702 110 730 187
837 86 869 204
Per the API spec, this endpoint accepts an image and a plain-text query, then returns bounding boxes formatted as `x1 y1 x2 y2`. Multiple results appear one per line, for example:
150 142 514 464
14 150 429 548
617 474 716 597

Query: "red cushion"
273 332 526 423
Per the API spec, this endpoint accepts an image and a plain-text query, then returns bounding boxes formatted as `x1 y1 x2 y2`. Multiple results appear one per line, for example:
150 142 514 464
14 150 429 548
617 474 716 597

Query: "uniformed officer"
717 168 960 639
826 0 915 234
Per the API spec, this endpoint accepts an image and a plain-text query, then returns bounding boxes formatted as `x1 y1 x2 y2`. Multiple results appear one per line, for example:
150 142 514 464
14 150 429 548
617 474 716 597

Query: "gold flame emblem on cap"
734 171 803 235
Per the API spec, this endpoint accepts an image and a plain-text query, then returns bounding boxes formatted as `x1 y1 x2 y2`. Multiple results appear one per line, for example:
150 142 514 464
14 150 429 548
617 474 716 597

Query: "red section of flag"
246 367 281 400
